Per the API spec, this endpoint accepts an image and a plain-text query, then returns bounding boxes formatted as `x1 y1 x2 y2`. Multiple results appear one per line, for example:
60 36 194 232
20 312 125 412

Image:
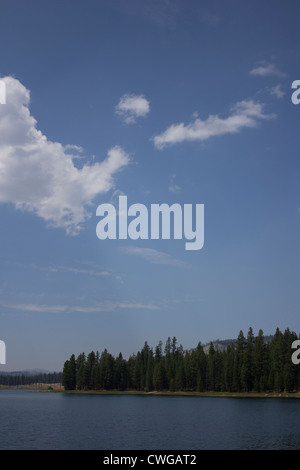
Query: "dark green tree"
76 352 86 390
241 327 254 392
232 330 246 392
62 354 76 390
253 329 267 392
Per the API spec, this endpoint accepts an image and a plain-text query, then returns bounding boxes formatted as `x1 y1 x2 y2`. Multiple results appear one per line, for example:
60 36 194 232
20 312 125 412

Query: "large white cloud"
153 100 275 149
0 76 130 234
115 93 150 123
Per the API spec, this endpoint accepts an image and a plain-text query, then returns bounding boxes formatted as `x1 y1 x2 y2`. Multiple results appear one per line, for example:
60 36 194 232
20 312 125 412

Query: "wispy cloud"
169 174 181 193
1 301 159 313
33 264 111 277
2 303 68 313
121 246 190 268
115 93 150 124
153 100 275 149
0 76 130 235
250 62 285 77
72 302 159 312
29 262 123 283
198 9 219 26
268 84 285 99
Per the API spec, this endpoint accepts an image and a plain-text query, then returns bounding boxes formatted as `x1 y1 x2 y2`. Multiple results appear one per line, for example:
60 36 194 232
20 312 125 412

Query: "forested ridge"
0 371 62 386
62 327 300 393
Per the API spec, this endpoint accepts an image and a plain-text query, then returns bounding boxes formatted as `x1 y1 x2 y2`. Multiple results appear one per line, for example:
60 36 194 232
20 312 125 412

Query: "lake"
0 390 300 450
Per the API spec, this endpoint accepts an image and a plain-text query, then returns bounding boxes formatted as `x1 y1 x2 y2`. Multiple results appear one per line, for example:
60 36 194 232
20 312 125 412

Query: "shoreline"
56 390 300 398
0 383 63 391
1 385 300 398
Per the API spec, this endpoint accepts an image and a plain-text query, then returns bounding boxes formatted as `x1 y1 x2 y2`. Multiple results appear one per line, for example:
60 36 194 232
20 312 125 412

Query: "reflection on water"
0 390 300 449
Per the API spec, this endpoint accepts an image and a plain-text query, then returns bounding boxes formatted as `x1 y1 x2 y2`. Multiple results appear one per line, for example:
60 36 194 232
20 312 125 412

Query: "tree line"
62 327 300 393
0 371 62 386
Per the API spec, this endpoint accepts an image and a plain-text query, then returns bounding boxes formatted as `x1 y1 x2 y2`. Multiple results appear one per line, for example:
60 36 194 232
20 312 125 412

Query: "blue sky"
0 0 299 371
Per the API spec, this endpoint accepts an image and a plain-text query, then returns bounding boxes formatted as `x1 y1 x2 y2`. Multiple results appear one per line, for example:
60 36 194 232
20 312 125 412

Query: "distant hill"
201 334 274 354
202 339 236 354
0 368 52 376
0 369 63 387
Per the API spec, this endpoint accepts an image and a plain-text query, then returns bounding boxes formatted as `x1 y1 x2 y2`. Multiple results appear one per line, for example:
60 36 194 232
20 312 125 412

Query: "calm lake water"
0 389 300 450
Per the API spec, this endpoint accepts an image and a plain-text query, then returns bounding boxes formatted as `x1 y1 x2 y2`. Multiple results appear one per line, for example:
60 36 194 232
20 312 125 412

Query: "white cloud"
122 246 189 268
34 264 112 278
115 93 150 123
72 302 159 312
268 84 285 99
0 76 130 234
169 173 181 192
153 100 274 149
1 300 159 313
3 303 68 313
250 63 285 77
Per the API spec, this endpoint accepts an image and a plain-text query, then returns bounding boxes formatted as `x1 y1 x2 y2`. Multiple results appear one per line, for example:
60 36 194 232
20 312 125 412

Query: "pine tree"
164 337 172 389
85 351 96 390
115 352 127 390
195 342 207 392
62 354 76 390
145 349 154 392
269 328 285 392
62 359 71 390
174 361 185 391
241 327 254 392
253 329 266 392
207 343 216 391
76 352 86 390
232 330 246 392
224 345 234 392
153 361 165 390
